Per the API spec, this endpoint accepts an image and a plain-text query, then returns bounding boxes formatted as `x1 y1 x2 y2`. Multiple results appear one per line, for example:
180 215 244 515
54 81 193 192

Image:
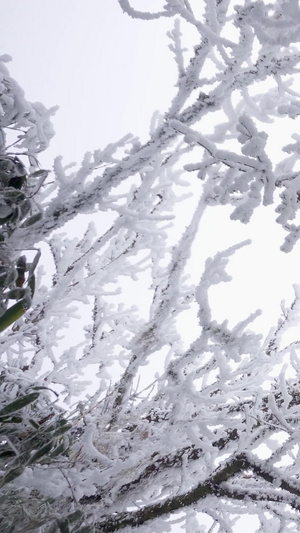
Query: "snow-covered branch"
3 0 300 531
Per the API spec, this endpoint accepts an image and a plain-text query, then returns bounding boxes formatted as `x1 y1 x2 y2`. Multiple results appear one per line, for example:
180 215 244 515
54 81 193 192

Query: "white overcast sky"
0 0 176 165
2 0 300 341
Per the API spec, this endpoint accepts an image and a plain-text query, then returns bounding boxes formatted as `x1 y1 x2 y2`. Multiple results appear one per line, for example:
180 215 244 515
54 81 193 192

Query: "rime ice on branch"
2 1 300 532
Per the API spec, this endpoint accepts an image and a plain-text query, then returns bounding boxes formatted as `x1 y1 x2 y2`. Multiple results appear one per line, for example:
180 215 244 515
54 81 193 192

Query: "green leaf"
0 466 24 486
0 296 31 333
28 419 40 429
27 249 41 276
16 255 26 269
52 424 72 438
7 207 20 225
0 415 23 423
26 441 54 465
20 211 42 228
0 450 16 459
0 393 39 416
8 175 27 190
57 518 70 533
0 214 13 225
30 169 49 178
5 289 26 300
66 511 83 524
46 419 69 433
50 442 66 458
32 385 59 397
3 189 26 201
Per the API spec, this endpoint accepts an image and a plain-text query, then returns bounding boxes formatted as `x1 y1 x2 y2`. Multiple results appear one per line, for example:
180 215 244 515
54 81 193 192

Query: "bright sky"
0 0 175 164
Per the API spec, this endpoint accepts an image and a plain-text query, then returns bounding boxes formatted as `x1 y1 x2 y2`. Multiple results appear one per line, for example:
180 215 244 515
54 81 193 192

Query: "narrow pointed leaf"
0 393 39 416
0 466 25 486
26 440 54 465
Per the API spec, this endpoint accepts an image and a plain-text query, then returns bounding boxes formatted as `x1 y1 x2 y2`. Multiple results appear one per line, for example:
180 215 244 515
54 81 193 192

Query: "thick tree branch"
95 455 248 531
